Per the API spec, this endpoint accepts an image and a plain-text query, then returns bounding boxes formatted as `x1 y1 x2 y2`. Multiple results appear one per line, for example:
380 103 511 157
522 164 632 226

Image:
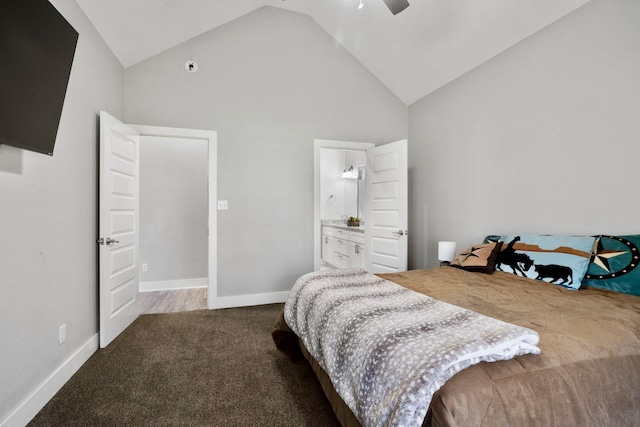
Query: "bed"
273 263 640 426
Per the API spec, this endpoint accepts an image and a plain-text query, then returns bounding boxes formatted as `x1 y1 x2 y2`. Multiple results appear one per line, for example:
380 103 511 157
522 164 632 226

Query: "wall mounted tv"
0 0 79 156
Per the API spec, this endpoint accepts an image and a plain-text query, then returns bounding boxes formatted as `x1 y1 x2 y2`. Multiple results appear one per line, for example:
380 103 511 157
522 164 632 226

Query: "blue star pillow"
581 235 640 296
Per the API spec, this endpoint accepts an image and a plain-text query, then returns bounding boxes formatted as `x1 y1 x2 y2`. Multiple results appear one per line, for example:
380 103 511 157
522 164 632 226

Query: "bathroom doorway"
313 139 374 271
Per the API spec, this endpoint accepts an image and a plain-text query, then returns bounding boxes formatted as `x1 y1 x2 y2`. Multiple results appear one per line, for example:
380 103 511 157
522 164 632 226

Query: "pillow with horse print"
450 241 503 274
495 234 596 290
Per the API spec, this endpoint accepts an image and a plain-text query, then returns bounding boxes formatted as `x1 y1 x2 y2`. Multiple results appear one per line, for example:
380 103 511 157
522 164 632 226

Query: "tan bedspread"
274 267 640 426
382 267 640 426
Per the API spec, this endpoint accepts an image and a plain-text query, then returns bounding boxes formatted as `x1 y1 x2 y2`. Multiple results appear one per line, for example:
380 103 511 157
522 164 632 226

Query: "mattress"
273 267 640 426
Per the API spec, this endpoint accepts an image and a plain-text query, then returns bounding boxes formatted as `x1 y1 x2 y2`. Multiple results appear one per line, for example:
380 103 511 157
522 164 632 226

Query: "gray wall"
0 0 124 421
139 136 208 283
407 0 640 269
124 6 408 296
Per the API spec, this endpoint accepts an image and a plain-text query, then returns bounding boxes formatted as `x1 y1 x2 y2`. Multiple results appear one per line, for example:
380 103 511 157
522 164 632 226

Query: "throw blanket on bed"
284 269 541 427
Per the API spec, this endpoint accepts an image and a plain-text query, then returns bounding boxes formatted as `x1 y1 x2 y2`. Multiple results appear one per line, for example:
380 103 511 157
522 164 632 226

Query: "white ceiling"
75 0 590 105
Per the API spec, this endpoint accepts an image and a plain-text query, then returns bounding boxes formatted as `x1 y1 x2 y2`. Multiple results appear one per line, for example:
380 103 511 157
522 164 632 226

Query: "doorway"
314 140 374 271
138 135 208 313
313 138 409 273
99 114 218 348
129 124 218 310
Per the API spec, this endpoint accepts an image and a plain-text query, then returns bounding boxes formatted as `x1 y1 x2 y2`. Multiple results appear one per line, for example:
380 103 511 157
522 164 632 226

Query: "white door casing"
128 124 217 310
98 111 140 348
365 139 408 273
313 140 375 271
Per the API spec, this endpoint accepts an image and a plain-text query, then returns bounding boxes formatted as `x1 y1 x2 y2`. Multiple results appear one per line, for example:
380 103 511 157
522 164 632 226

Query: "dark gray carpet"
29 304 339 426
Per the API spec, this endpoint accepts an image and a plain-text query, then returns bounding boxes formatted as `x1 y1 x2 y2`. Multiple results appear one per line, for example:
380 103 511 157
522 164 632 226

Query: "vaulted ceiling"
75 0 590 105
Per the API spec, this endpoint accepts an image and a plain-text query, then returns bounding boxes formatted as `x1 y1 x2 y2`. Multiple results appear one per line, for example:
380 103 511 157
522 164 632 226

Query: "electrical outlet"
217 200 228 210
142 263 148 272
58 324 66 345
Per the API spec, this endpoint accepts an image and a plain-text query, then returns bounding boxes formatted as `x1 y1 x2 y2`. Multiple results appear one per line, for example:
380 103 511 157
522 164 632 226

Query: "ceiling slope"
75 0 590 104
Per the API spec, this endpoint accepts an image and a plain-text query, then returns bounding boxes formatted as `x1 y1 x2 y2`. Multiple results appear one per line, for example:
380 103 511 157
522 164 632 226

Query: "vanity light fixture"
342 165 358 179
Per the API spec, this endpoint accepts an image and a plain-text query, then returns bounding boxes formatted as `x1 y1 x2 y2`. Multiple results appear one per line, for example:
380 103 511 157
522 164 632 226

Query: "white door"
98 111 140 348
365 140 408 273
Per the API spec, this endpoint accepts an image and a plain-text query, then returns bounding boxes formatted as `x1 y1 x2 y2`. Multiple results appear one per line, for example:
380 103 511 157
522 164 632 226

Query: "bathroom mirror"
320 149 365 221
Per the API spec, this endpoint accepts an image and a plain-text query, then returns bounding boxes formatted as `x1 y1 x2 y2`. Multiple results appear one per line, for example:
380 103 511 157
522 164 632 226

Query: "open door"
98 111 140 347
365 139 408 273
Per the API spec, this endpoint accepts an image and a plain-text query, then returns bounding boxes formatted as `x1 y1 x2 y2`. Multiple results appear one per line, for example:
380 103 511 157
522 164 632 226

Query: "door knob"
98 237 121 246
393 230 405 237
97 237 119 246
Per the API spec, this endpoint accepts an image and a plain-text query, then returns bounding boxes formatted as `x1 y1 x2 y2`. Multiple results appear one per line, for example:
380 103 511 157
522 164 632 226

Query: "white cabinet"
348 231 365 268
349 242 365 268
334 236 350 257
333 235 350 269
333 251 351 269
322 234 334 266
322 225 365 270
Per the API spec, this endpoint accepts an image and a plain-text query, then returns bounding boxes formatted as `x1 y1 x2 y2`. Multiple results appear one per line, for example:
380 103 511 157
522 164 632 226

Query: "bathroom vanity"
321 222 365 270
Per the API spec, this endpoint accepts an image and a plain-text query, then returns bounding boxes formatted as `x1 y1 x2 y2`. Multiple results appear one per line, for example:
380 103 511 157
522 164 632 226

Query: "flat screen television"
0 0 79 156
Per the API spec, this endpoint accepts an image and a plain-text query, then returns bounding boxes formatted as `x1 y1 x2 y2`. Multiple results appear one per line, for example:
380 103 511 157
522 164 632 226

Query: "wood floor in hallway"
139 287 207 314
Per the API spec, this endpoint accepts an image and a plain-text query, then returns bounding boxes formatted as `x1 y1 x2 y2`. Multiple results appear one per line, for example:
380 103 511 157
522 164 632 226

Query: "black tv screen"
0 0 79 156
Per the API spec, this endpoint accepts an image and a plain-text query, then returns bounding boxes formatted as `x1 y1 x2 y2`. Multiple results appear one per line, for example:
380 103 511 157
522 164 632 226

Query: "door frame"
129 124 218 309
314 139 375 271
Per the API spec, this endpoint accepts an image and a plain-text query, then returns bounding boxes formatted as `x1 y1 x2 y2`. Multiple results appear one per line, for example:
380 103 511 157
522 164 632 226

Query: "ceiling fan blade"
382 0 410 15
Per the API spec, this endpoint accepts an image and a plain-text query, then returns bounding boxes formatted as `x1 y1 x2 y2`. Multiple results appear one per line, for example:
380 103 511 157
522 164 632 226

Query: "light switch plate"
217 200 228 210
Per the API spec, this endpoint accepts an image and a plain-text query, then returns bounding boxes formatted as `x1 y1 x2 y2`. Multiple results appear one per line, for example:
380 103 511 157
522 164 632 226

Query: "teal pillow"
483 235 501 244
581 235 640 296
496 234 596 290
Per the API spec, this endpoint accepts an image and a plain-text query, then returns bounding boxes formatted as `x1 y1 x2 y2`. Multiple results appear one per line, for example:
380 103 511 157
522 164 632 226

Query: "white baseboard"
209 291 289 309
139 277 207 292
1 334 99 427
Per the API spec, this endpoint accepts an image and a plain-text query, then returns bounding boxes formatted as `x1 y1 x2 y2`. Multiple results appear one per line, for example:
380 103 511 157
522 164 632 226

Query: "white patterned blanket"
284 269 541 427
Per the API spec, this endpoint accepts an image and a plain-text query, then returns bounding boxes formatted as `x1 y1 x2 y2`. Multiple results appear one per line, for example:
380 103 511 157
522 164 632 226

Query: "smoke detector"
185 60 198 73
